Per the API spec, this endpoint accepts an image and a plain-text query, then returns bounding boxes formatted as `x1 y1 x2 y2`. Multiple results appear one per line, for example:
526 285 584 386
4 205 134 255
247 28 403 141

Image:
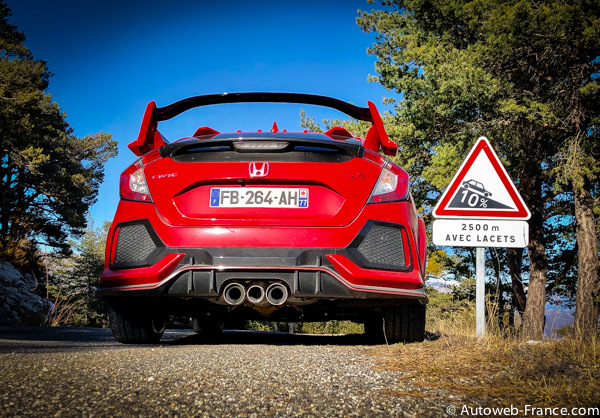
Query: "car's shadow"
163 329 441 346
0 327 437 352
0 326 381 353
164 329 374 346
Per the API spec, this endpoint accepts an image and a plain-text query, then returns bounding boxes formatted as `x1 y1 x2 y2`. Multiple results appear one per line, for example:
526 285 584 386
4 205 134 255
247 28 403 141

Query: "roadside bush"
244 320 364 334
426 286 476 336
43 221 110 327
299 321 364 335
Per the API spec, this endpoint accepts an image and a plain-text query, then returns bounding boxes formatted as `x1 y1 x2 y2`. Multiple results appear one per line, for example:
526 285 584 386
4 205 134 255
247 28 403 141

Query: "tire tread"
382 304 426 344
109 306 165 344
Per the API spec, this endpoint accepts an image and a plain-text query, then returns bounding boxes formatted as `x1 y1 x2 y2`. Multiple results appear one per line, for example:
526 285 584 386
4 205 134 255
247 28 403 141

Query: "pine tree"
354 0 599 338
0 1 118 271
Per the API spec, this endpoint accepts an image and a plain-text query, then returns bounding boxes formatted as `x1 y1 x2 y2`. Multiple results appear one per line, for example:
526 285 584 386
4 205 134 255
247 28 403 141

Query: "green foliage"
357 0 600 207
299 108 371 138
244 320 275 331
0 1 118 272
425 250 449 279
425 286 475 335
353 1 600 337
450 278 476 302
298 4 600 338
554 324 575 338
244 320 364 335
46 220 111 327
298 321 364 335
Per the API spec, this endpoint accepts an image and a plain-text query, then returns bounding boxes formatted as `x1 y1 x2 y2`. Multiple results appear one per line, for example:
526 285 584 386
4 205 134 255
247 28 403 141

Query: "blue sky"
8 0 394 225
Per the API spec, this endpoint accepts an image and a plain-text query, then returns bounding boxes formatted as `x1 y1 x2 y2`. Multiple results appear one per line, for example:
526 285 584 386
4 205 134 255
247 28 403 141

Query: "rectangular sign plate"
433 219 529 248
210 187 309 208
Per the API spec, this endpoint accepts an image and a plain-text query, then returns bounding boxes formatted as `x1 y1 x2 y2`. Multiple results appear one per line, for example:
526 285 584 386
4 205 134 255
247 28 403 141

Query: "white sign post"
432 137 531 339
476 247 485 338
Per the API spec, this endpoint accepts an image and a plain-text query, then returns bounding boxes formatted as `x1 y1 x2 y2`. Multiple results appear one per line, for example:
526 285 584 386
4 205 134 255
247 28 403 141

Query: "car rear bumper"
97 200 427 303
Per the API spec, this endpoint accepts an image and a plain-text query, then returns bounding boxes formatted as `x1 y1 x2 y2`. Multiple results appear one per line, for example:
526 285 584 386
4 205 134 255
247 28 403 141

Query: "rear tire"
366 304 426 344
109 306 166 344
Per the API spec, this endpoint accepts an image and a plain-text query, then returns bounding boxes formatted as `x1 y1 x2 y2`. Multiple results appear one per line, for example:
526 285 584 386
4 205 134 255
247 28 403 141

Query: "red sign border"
432 137 531 220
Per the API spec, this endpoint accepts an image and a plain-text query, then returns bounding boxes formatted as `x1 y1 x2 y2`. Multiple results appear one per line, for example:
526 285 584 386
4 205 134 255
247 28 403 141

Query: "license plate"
210 188 309 208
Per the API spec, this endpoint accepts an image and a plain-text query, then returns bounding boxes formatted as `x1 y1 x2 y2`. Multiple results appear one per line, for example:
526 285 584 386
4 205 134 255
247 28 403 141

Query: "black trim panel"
346 220 413 272
109 219 167 270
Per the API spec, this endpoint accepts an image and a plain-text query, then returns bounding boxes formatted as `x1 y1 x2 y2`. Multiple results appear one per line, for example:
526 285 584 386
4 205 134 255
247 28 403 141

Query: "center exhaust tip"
265 283 288 306
246 285 265 305
223 282 246 305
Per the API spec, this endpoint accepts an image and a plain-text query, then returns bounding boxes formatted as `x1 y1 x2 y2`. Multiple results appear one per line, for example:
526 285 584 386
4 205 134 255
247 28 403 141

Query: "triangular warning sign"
433 137 531 220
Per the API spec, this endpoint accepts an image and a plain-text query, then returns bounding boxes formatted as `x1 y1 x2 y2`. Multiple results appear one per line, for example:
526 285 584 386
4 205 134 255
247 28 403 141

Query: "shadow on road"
0 326 379 353
166 329 373 346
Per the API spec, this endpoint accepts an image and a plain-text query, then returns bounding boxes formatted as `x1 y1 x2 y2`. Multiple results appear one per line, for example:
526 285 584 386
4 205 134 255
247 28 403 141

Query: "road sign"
432 137 531 220
431 137 531 339
432 219 529 248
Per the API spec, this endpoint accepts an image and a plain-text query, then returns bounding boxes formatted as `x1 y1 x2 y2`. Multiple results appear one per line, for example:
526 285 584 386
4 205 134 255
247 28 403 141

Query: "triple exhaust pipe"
222 282 288 306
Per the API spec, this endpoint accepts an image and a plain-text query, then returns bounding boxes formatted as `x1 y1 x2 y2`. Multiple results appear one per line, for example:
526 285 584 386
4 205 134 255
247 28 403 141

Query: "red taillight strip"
418 217 427 276
109 227 120 264
401 228 411 267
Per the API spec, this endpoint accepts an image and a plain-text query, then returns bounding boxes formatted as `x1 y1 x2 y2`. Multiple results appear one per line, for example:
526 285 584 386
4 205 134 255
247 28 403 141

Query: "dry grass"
374 290 600 408
376 335 599 407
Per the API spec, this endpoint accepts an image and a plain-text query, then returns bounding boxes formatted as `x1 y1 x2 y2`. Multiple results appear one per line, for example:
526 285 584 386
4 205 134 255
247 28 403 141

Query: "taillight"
120 160 153 202
368 161 410 203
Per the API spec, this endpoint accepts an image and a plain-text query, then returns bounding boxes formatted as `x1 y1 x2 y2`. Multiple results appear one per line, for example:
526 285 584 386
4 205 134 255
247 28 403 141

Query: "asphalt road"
0 327 453 417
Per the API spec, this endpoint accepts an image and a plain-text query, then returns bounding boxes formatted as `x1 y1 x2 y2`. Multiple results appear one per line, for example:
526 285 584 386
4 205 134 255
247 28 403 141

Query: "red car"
97 93 428 344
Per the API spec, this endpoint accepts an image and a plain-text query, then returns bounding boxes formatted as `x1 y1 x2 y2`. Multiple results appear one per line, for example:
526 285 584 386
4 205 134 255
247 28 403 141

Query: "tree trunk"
507 248 527 315
522 172 548 340
573 177 600 337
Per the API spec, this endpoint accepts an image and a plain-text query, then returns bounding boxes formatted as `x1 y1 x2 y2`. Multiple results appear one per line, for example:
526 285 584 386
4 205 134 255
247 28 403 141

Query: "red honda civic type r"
96 93 428 344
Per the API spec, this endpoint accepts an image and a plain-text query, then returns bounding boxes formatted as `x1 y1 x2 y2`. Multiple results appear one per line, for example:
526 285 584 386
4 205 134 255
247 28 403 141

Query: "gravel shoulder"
0 327 452 417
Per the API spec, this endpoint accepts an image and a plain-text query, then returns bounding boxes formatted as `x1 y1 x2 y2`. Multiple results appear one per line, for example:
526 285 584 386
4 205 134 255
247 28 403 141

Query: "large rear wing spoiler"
127 92 398 157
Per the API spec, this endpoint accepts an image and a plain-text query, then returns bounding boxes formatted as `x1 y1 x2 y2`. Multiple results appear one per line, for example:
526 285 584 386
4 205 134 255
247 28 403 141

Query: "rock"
0 262 54 326
22 273 38 292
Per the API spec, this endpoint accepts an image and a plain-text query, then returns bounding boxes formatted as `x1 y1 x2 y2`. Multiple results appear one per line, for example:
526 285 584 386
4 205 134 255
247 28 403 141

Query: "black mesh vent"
115 224 156 264
357 226 405 267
